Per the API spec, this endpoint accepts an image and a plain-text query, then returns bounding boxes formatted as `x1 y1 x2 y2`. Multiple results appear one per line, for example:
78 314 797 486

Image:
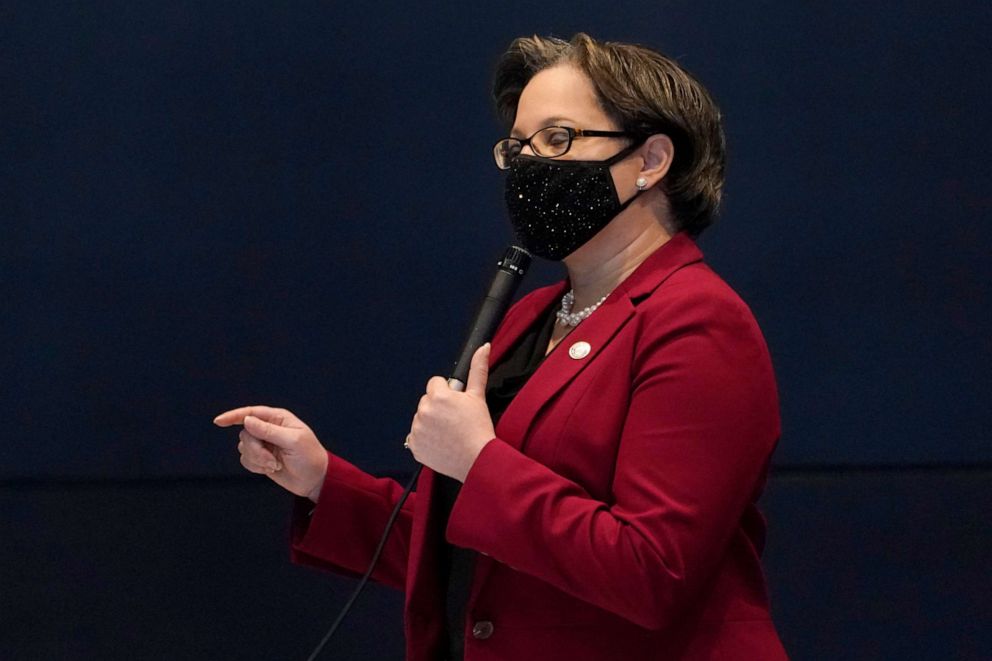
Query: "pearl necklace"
556 290 608 327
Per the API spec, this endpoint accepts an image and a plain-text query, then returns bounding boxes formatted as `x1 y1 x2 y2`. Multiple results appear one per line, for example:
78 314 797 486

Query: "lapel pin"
568 341 591 360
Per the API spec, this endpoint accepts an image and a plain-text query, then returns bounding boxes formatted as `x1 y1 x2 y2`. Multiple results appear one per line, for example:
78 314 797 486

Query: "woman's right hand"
213 405 329 502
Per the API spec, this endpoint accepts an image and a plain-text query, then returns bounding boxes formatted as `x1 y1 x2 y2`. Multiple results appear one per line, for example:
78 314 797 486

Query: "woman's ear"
638 134 675 187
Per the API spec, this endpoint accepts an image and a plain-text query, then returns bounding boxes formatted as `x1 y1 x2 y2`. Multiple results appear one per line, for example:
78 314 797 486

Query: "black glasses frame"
493 126 637 169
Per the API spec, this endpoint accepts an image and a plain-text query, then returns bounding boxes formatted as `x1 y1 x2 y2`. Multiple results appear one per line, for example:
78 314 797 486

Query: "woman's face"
511 63 642 183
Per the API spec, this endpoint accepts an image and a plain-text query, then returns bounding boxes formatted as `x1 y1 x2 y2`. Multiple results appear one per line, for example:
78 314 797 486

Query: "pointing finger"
214 405 300 428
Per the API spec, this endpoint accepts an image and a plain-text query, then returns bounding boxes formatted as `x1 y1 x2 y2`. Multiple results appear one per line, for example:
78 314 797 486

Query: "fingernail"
268 462 281 472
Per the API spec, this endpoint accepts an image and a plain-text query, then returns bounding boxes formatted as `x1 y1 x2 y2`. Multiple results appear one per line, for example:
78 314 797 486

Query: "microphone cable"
304 467 420 661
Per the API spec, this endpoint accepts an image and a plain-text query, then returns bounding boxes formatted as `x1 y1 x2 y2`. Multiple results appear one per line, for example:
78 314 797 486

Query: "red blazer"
291 233 788 660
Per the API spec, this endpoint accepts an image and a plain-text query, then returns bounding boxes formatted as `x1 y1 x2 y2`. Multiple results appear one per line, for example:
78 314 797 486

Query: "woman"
216 33 786 660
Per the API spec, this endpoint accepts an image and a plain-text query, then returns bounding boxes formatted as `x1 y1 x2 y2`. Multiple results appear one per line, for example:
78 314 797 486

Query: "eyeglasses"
492 126 637 170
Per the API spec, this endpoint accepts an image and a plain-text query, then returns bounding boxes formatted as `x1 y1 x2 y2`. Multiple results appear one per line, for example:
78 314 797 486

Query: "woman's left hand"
407 343 495 482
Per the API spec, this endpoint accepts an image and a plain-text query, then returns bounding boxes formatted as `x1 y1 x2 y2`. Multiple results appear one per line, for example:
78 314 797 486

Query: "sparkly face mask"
504 142 643 261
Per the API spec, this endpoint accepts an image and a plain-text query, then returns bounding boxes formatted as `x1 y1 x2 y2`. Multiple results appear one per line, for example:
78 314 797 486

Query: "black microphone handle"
448 246 531 390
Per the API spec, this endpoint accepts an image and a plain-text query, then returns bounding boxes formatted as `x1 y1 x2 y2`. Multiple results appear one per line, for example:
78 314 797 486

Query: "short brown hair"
493 33 726 236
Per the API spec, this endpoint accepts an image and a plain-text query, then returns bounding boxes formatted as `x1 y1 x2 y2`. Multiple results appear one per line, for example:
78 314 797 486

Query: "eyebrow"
510 116 579 138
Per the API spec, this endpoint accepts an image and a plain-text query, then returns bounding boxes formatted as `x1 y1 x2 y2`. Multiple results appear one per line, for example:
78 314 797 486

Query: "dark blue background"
2 2 989 659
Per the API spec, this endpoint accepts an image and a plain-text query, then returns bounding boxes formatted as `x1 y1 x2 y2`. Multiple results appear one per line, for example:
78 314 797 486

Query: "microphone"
305 245 530 661
448 245 532 391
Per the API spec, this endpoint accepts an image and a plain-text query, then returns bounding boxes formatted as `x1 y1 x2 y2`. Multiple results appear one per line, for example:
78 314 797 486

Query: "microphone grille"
500 245 532 276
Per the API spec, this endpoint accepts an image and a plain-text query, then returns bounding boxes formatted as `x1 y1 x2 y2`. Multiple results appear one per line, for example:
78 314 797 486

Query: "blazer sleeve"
445 283 780 629
290 451 415 591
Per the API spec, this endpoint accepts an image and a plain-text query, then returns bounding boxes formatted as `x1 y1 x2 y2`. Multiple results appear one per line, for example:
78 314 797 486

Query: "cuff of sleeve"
288 452 383 577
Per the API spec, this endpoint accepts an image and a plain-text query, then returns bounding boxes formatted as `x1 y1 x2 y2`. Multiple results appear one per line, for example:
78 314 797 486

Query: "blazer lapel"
493 294 635 451
492 234 703 452
465 234 704 611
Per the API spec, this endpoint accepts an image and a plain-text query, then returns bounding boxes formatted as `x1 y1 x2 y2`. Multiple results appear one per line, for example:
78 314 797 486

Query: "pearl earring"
635 176 648 190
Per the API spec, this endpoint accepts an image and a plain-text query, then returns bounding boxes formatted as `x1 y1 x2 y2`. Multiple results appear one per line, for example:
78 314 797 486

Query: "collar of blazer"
487 232 704 453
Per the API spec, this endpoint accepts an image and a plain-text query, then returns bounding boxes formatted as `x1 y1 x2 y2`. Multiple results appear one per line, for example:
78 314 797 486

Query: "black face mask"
504 142 643 261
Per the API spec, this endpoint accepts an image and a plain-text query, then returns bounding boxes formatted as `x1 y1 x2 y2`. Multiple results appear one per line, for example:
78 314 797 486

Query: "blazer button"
471 620 494 640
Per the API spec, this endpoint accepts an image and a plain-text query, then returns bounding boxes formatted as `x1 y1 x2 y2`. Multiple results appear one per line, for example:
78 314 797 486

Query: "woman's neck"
563 219 674 310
